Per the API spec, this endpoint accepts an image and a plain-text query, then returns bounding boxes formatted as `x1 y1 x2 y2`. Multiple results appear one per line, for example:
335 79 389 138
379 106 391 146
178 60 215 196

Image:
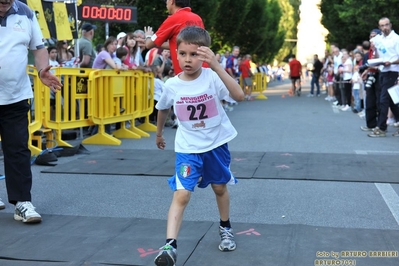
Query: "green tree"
213 0 252 46
275 0 296 62
321 0 399 47
234 0 283 63
191 0 221 29
262 0 285 62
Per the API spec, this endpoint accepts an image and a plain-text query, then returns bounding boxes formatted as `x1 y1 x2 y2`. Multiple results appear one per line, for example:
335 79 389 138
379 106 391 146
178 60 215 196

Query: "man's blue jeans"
310 74 320 95
353 89 361 111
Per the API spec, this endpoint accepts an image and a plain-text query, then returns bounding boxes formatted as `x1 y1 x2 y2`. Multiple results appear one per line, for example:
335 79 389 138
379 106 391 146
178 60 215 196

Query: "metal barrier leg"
113 121 142 139
55 130 73 147
128 119 151 138
82 124 121 145
137 117 157 133
256 93 268 100
29 144 42 156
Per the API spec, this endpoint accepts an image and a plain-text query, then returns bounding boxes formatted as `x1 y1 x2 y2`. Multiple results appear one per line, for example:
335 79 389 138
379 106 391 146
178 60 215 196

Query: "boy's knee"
212 184 227 196
173 190 191 205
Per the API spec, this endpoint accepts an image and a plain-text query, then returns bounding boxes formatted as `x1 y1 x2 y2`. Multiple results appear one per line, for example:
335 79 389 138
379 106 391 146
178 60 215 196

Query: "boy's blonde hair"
177 26 211 48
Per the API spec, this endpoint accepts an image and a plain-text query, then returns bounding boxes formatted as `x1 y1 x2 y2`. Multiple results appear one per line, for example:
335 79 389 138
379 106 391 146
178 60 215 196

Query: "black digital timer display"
78 4 137 23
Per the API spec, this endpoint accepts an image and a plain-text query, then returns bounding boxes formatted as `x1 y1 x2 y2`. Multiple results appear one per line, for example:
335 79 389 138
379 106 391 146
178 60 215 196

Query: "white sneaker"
341 105 351 111
332 101 339 106
394 122 399 127
14 201 42 223
0 198 5 210
387 118 395 126
325 96 331 101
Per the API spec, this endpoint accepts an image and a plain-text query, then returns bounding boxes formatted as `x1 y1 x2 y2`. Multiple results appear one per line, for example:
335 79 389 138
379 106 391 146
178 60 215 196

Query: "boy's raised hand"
197 46 219 70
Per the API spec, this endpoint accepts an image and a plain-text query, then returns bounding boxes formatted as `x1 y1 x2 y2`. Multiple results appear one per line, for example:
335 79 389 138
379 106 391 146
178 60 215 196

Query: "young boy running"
154 26 245 266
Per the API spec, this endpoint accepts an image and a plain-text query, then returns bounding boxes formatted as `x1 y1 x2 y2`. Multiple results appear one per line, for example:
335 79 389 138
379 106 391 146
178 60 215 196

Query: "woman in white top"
340 51 353 111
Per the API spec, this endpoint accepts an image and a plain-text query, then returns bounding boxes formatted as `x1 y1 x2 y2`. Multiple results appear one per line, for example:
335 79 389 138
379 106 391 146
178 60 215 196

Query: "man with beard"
368 17 399 137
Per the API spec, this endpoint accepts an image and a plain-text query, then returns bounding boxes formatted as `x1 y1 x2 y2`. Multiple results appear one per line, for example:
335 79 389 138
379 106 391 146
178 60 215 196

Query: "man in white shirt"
0 0 62 221
368 17 399 137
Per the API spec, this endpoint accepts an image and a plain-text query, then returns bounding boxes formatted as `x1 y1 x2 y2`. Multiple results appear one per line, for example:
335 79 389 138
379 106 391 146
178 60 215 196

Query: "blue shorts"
168 143 237 192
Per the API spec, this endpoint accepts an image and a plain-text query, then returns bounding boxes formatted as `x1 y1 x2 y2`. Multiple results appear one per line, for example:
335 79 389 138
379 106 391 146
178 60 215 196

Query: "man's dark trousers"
365 73 380 128
0 100 32 204
377 72 399 131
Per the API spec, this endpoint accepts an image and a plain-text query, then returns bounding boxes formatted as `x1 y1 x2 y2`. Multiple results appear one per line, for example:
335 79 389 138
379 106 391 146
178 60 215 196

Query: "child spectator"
48 46 60 120
148 65 164 123
106 47 128 70
122 32 139 70
325 61 335 101
352 64 363 113
48 46 60 68
154 26 244 266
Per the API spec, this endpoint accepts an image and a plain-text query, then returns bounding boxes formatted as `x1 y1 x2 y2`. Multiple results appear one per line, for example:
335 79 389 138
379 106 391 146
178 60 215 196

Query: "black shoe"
352 109 358 114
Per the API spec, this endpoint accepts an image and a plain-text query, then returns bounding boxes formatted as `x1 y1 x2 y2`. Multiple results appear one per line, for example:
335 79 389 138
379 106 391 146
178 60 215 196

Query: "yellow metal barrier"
252 73 268 100
27 66 45 156
118 70 153 139
83 69 152 145
41 68 95 147
136 71 157 134
26 67 157 148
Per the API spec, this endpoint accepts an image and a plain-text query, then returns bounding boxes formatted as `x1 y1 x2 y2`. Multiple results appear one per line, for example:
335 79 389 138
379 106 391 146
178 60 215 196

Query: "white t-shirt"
49 59 60 68
342 59 353 80
333 52 343 74
372 30 399 72
352 71 362 90
156 68 238 153
0 1 44 105
48 59 60 99
154 78 164 102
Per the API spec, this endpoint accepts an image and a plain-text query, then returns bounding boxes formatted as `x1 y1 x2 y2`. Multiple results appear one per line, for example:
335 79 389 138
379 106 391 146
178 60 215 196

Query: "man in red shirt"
239 54 254 100
289 54 303 96
145 0 204 74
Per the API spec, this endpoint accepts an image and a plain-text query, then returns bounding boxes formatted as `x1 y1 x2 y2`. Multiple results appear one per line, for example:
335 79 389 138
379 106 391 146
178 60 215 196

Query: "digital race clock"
77 4 137 23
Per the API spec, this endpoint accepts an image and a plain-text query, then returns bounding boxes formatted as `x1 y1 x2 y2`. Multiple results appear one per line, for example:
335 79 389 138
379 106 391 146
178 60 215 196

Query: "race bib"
175 93 222 131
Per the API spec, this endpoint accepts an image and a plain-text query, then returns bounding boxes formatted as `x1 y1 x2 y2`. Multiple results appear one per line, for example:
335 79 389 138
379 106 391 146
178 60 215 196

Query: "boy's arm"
197 46 244 102
104 57 120 70
156 109 170 150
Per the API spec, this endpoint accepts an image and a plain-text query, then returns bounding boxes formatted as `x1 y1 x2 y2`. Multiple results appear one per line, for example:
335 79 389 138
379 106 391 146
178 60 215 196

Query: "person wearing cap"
76 23 97 68
367 17 399 137
144 0 204 74
116 32 126 48
0 0 62 221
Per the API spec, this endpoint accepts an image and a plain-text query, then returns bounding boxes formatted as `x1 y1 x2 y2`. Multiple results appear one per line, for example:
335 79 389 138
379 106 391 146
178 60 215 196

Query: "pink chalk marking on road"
236 228 261 236
233 158 246 161
85 160 97 164
275 164 290 169
280 153 293 156
137 248 160 257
